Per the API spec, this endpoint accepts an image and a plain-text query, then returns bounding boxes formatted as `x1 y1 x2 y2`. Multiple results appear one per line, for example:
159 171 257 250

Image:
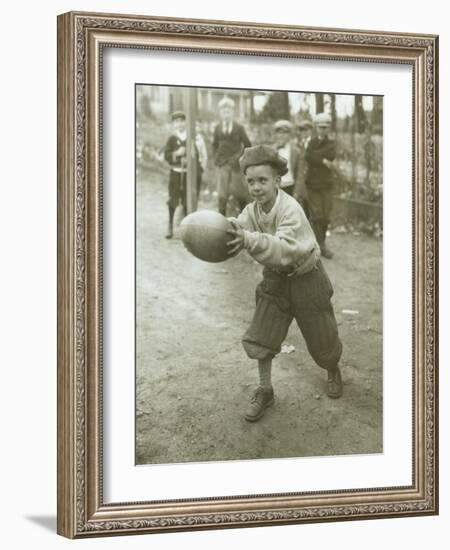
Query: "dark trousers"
307 188 334 245
242 261 342 370
197 167 204 199
168 170 187 210
216 164 249 215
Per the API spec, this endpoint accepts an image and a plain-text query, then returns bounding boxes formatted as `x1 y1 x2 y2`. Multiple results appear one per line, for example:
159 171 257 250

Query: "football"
180 210 234 263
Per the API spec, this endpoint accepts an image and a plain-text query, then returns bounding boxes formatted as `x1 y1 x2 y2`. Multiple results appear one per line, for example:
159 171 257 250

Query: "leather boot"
327 366 343 398
165 222 173 239
245 387 274 422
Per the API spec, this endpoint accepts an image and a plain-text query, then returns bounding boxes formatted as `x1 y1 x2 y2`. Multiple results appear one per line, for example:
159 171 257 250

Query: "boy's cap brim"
314 113 332 126
274 119 293 132
297 120 313 129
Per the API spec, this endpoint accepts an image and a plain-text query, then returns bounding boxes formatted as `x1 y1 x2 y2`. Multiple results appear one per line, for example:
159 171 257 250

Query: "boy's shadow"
25 515 56 533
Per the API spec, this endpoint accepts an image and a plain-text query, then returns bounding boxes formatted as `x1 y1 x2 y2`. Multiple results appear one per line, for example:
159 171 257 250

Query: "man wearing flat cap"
305 112 337 258
225 144 344 422
212 96 252 215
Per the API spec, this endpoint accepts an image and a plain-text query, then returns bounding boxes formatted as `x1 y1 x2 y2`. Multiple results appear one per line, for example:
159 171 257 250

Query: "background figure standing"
294 119 313 219
212 97 252 215
163 111 188 239
273 120 301 197
305 112 337 259
163 111 202 238
195 122 208 200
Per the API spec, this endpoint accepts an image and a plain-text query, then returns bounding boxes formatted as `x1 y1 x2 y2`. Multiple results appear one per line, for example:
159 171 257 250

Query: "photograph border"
57 11 438 538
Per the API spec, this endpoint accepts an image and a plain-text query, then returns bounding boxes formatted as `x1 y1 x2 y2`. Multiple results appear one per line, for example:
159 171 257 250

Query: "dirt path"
136 167 383 465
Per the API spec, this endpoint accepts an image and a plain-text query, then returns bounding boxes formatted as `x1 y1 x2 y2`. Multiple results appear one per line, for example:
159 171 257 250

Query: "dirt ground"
135 166 383 465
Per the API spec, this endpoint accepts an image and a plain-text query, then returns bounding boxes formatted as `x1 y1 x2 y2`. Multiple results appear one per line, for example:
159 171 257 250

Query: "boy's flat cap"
274 119 293 132
314 112 332 127
297 119 313 129
171 110 186 120
239 145 288 176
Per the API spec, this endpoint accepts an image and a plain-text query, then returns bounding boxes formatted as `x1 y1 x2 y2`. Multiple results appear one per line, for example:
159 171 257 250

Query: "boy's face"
244 164 280 212
274 130 290 147
316 125 329 139
219 106 234 122
173 118 186 132
298 127 312 141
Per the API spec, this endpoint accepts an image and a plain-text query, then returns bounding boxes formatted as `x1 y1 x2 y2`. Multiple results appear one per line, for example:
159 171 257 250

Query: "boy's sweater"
233 189 320 276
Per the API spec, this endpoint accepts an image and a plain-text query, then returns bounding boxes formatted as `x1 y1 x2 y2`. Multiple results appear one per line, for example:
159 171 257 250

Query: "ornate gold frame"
57 11 439 538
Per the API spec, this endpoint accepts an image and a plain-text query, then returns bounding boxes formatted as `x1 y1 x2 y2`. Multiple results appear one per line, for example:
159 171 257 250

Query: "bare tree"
315 93 324 114
354 95 367 134
330 94 337 132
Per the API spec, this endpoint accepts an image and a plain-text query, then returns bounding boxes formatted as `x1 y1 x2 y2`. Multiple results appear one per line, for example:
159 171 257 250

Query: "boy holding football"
227 145 343 422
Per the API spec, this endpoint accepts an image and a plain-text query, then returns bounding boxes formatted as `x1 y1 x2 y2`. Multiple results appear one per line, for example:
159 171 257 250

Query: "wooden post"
184 87 198 213
351 98 357 187
315 92 324 114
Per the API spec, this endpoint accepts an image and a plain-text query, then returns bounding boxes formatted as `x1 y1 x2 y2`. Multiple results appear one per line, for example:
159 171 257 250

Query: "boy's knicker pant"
167 170 187 210
242 261 343 370
216 165 249 205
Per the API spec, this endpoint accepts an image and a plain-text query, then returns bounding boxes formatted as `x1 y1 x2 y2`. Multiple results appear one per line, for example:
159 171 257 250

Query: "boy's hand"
227 220 245 257
175 146 186 157
322 158 332 168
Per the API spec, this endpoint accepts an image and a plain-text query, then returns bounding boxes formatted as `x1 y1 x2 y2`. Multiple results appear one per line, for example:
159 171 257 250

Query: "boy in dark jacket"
163 111 188 238
212 97 252 215
305 113 336 259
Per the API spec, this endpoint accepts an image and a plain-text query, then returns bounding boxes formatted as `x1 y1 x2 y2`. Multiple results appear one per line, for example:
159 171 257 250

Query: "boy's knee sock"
258 358 273 390
313 220 324 245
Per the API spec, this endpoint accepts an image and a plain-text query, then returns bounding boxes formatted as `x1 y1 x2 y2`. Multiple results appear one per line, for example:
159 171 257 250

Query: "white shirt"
171 130 187 173
277 143 294 188
222 121 233 135
301 136 311 149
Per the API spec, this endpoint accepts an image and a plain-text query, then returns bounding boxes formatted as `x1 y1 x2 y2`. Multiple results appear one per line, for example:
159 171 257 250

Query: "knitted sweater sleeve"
243 218 315 269
232 201 317 269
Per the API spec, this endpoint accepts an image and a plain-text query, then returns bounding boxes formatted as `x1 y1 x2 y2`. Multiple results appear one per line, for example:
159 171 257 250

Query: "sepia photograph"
135 84 383 466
